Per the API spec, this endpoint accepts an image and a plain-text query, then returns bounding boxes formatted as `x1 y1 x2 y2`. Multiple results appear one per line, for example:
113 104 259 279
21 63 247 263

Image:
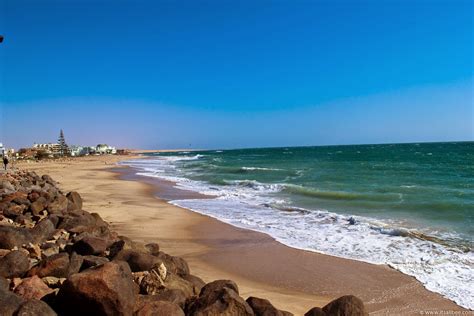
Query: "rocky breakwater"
0 170 368 316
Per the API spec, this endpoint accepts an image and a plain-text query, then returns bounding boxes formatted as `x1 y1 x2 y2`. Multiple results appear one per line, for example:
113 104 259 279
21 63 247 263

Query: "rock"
322 295 367 316
187 286 254 316
113 249 160 272
56 261 138 315
136 301 184 316
0 250 30 278
0 287 26 316
30 219 55 243
108 239 127 258
27 191 40 203
41 175 55 185
82 255 109 269
72 235 109 256
67 252 83 276
304 307 326 316
247 296 291 316
182 274 205 295
200 279 239 297
58 210 108 236
0 225 32 249
16 299 57 316
4 204 25 218
47 195 68 215
156 289 187 308
145 243 160 256
28 252 70 278
66 191 83 211
156 251 190 277
165 273 196 297
25 243 42 260
14 275 54 300
1 180 15 192
0 276 9 291
30 198 46 216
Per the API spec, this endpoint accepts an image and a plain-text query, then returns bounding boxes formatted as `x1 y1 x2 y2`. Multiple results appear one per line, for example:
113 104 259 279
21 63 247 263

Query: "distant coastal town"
0 129 130 161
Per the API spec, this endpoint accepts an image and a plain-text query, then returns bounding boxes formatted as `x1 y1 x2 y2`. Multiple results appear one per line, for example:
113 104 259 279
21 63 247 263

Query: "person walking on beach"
3 155 9 170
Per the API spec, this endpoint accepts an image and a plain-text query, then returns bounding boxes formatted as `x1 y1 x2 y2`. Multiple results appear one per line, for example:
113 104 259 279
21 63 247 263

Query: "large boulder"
14 275 54 300
156 252 190 277
187 286 254 316
30 197 47 216
164 273 196 297
47 195 68 215
304 307 326 316
30 219 55 243
56 261 138 315
82 255 109 269
15 299 57 316
246 296 292 316
66 191 83 211
0 226 32 249
72 236 109 256
0 250 30 278
136 301 184 316
28 252 70 278
182 274 205 295
321 295 367 316
200 279 239 297
0 287 26 316
113 249 160 272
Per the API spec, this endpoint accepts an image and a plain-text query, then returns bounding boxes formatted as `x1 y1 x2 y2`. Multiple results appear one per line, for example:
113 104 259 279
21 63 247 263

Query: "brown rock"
66 191 83 211
182 274 205 295
4 204 25 218
15 299 57 316
322 295 367 316
28 252 70 278
145 243 160 256
82 255 109 269
0 287 26 316
165 273 196 297
156 251 190 277
187 286 254 316
200 279 239 297
136 301 184 316
14 275 54 300
56 261 138 315
0 225 32 249
67 252 83 276
0 250 30 278
72 235 109 255
304 307 326 316
30 198 46 216
30 219 55 243
247 296 292 316
114 249 160 272
47 195 68 215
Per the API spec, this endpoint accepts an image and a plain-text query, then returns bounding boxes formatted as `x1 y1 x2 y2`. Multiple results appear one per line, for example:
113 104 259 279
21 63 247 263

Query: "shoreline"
17 156 468 315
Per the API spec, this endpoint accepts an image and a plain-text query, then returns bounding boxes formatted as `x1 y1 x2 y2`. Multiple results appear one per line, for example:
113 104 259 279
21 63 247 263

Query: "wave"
241 166 284 171
282 184 402 202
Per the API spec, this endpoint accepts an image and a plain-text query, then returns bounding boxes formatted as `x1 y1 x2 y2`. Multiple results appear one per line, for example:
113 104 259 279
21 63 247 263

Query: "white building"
0 143 5 156
96 144 116 155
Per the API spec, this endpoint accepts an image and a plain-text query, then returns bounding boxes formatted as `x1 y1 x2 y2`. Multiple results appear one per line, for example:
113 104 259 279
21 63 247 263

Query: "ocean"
122 142 474 309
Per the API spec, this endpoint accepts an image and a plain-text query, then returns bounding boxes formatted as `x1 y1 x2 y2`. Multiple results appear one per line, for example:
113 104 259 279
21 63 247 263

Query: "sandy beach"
15 155 467 315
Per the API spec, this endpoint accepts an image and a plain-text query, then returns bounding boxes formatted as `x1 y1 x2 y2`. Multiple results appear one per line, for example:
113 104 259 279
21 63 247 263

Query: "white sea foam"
122 156 474 310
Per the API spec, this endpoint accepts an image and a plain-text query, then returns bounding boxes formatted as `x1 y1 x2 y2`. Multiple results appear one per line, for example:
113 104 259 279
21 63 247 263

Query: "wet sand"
16 156 467 315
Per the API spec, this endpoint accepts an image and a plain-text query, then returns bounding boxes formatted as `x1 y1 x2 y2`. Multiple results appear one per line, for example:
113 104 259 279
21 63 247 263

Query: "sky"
0 0 472 149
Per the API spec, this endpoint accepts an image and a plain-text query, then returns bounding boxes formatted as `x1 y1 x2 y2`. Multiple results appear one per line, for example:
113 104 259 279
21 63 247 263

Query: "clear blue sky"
0 0 472 149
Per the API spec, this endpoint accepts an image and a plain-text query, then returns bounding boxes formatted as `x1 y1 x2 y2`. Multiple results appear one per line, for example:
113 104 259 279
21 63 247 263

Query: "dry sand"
15 156 467 315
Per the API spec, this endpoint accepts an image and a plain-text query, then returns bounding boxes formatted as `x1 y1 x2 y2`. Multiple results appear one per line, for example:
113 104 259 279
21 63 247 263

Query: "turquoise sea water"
123 142 474 308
